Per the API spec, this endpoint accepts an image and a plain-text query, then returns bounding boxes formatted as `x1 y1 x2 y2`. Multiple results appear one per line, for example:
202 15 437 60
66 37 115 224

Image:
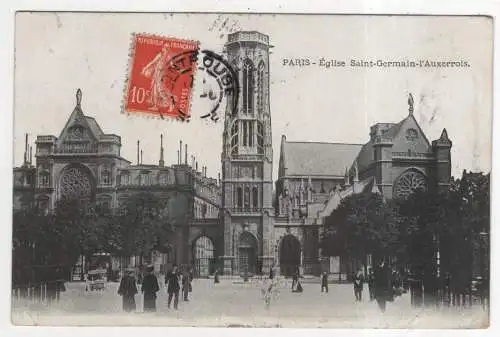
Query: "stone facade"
13 31 453 279
13 90 222 278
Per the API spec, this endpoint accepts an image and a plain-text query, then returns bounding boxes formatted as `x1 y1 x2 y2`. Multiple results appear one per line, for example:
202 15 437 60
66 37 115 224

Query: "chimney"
159 134 165 167
177 150 180 165
179 140 183 165
29 146 33 166
218 172 221 185
140 150 143 165
185 144 188 165
137 140 140 165
196 161 199 172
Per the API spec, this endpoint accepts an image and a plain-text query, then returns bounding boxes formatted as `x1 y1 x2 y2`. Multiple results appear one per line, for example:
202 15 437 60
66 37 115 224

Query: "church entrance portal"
238 232 257 276
280 235 301 277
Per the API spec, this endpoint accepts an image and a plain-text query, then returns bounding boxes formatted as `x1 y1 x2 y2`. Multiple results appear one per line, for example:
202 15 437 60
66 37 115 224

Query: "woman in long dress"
118 269 137 312
141 266 160 312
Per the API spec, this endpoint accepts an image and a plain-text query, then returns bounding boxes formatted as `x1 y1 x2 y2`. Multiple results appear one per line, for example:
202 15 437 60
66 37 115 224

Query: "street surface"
11 277 488 328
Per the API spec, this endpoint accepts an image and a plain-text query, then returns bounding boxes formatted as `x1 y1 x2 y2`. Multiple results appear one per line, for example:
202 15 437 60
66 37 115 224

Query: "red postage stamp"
124 34 200 120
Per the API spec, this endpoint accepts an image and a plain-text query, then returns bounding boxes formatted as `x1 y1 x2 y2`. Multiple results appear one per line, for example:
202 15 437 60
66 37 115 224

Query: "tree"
113 192 173 262
321 192 401 273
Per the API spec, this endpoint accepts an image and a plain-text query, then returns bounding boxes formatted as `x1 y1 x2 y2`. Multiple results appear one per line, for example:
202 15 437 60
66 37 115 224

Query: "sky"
14 13 493 181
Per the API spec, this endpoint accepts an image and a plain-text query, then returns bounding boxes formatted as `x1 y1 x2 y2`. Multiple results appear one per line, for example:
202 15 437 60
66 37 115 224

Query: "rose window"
60 166 93 200
393 170 427 198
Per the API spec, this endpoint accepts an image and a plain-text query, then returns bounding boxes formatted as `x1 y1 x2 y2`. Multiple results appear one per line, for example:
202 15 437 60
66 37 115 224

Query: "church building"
13 31 452 280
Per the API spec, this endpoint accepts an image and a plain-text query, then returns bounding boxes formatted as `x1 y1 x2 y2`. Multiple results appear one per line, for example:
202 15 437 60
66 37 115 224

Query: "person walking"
214 268 220 284
353 269 364 302
291 267 303 293
373 260 393 312
118 268 137 312
321 272 329 293
141 266 160 312
367 267 375 301
182 269 192 302
165 264 181 309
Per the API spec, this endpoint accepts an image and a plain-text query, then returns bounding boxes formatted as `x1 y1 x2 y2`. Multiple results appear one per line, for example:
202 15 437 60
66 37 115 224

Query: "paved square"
12 278 487 328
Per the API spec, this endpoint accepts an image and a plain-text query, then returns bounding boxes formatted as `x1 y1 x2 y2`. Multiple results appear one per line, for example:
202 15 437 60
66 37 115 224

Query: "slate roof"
283 141 363 177
356 120 405 173
85 116 104 138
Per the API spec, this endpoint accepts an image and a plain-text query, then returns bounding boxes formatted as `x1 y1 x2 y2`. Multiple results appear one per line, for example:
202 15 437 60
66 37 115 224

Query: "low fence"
11 280 66 308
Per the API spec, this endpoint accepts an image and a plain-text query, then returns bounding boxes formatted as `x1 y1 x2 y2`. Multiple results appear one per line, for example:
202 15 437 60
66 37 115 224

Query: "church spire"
159 134 165 167
353 160 359 182
137 140 140 165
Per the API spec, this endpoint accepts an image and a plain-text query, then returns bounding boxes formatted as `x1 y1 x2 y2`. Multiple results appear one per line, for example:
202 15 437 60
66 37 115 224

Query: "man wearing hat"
165 264 181 309
118 268 138 312
141 265 160 312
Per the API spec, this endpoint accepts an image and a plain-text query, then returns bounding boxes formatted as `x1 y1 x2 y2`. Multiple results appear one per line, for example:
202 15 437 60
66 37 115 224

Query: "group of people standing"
117 264 193 313
350 261 404 312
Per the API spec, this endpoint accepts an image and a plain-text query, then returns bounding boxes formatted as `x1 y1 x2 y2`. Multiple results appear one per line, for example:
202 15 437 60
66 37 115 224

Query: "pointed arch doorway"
238 231 258 276
279 234 301 277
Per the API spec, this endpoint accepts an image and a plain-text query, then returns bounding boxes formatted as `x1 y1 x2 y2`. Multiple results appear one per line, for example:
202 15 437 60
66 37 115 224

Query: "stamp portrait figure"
141 45 174 112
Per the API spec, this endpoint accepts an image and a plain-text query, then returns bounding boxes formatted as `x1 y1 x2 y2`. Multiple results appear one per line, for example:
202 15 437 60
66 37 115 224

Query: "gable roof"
282 141 363 177
355 113 431 173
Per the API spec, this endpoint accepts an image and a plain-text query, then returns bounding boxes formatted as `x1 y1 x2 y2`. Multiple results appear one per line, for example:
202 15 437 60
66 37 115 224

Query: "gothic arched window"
244 187 250 209
102 168 111 185
393 170 427 199
237 187 243 209
252 187 258 210
39 171 50 187
243 120 248 146
242 59 254 114
231 120 239 155
248 121 254 147
257 61 265 113
256 121 264 154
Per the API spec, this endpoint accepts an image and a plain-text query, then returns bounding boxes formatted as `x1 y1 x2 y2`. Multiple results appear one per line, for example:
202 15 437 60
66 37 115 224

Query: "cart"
86 269 107 291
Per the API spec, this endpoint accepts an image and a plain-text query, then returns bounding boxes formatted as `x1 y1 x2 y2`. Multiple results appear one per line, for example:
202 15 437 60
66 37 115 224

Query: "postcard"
11 12 492 328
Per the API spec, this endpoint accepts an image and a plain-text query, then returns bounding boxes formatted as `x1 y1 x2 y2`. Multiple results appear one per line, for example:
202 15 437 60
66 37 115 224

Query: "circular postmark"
162 50 199 121
196 49 240 122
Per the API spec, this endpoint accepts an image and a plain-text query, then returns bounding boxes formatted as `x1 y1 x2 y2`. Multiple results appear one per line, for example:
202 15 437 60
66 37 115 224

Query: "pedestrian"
182 269 191 301
165 264 181 309
292 267 303 293
141 265 159 312
321 271 329 293
373 260 393 312
353 269 364 301
54 268 66 302
214 268 220 284
367 267 375 301
118 268 137 312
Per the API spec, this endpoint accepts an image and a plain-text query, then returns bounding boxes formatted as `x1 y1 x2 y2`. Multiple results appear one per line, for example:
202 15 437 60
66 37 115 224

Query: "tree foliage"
321 192 401 263
320 170 490 279
113 192 173 257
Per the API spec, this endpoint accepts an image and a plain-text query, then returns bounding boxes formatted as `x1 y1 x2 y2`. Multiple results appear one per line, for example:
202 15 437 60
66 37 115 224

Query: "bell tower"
221 31 274 276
